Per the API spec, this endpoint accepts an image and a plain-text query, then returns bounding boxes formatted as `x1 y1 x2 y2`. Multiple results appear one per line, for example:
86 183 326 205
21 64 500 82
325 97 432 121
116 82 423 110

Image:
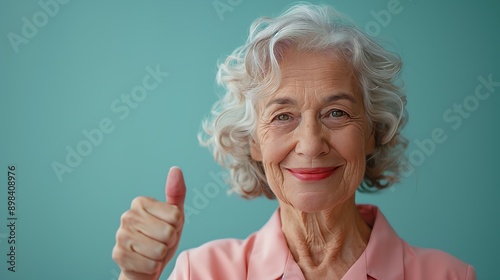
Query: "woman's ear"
250 138 263 162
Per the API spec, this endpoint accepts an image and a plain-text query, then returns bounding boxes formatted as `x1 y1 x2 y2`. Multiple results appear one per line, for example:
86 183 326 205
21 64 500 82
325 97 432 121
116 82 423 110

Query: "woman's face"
251 49 375 213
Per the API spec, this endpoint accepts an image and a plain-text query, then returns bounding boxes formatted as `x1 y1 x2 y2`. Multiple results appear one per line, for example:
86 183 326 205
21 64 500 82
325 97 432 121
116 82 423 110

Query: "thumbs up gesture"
112 167 187 280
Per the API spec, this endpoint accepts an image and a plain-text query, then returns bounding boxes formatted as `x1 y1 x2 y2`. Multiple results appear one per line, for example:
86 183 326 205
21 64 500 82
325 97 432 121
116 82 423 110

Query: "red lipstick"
287 167 338 181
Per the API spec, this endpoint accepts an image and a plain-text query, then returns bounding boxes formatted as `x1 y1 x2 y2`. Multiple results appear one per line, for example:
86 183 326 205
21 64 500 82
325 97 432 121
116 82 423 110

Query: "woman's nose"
293 115 329 158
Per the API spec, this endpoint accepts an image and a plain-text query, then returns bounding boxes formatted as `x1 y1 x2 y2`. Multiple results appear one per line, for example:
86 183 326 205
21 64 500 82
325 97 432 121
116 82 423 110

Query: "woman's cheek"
260 138 288 184
333 125 368 187
259 124 295 159
258 126 294 199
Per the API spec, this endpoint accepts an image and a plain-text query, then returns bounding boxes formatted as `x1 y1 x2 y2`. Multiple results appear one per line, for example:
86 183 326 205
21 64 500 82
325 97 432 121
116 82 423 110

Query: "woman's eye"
275 114 291 121
329 110 346 118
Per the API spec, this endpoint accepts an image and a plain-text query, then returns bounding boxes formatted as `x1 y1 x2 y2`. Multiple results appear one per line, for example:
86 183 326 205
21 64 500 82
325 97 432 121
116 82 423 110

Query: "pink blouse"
168 205 476 279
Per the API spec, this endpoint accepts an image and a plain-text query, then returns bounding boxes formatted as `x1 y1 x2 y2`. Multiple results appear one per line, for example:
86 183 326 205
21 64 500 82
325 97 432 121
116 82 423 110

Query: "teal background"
1 0 499 279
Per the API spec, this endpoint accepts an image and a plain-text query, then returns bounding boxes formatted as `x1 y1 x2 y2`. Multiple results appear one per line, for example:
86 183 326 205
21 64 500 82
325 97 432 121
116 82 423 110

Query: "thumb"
165 166 186 209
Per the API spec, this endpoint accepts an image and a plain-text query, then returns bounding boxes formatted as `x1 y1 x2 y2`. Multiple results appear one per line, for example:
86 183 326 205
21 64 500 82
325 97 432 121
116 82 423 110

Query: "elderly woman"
112 4 476 280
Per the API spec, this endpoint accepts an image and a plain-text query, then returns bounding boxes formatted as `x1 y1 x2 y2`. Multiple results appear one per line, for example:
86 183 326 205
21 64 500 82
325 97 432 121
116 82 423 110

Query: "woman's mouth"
286 167 338 181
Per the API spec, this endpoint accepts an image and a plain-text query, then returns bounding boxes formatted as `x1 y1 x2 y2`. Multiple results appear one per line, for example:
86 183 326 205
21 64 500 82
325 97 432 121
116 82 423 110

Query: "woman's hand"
112 167 186 280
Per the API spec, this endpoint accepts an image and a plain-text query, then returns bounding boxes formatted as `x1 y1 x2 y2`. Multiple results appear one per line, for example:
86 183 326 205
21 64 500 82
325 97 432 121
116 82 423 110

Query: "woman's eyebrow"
264 97 296 109
323 92 357 104
264 92 356 110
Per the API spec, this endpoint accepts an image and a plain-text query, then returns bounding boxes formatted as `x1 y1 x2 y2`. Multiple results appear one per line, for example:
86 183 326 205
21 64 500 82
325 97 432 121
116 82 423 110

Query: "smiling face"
250 49 375 213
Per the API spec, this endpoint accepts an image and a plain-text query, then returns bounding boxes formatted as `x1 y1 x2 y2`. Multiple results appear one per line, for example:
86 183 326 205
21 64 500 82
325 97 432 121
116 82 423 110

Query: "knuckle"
154 243 169 259
170 206 182 222
120 210 137 226
111 246 127 263
166 230 178 248
165 227 179 247
164 224 175 239
130 196 146 208
115 228 131 245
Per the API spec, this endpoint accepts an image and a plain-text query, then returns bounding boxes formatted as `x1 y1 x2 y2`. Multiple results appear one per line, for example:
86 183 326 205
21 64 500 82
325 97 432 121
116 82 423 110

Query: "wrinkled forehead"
253 49 362 109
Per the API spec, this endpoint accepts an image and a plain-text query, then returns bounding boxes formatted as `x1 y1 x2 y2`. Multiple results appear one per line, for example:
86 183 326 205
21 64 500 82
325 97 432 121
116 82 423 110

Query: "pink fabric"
168 205 476 279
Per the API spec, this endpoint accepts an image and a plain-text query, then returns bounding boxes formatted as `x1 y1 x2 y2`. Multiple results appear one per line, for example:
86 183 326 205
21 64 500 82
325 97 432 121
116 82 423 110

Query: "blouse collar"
246 204 406 280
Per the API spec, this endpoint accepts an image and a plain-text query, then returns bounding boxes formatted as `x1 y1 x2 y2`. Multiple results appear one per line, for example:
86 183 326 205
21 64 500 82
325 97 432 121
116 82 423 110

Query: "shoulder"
358 204 476 280
184 235 257 264
168 210 288 280
168 231 260 279
401 240 476 279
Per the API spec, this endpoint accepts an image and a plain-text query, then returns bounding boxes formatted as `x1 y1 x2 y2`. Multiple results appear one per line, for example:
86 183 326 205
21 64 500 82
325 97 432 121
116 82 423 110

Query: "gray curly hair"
199 3 408 199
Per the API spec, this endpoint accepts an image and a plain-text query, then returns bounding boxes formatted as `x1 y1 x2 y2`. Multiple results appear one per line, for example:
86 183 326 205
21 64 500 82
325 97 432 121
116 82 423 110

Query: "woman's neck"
279 198 371 279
